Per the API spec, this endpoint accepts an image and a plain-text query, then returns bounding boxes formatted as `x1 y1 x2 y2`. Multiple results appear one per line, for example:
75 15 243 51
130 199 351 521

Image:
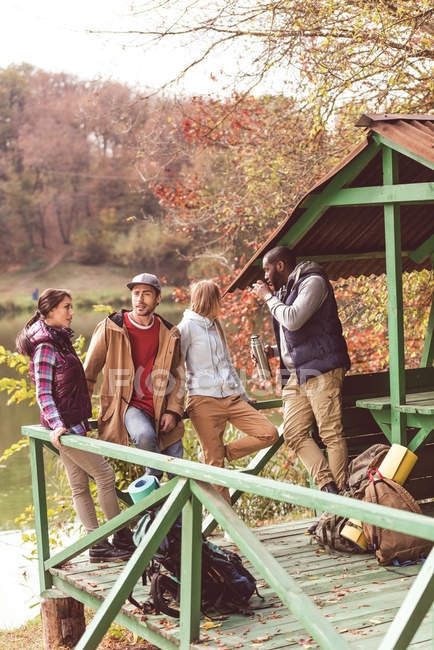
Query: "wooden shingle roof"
226 114 434 292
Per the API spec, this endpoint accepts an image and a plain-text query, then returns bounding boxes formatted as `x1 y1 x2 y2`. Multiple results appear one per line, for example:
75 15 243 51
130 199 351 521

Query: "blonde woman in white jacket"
178 280 278 503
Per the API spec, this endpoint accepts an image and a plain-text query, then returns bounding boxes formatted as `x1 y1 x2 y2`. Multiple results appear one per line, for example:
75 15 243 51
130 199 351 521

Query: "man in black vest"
252 246 350 509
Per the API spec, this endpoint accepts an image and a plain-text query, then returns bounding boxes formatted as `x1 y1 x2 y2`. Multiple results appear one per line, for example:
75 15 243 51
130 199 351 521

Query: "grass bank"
0 611 157 649
0 263 177 317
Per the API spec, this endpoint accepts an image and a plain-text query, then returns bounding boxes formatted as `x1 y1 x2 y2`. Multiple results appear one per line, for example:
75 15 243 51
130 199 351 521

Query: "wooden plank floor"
49 517 433 649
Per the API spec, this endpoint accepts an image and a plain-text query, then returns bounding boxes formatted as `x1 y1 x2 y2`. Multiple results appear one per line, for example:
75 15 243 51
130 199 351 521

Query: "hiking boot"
306 481 339 535
322 481 339 495
112 527 136 554
89 539 131 563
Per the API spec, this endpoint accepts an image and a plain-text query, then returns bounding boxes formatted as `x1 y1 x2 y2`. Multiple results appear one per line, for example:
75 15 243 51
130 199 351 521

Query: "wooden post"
41 591 85 648
29 438 52 592
383 146 406 445
179 493 202 647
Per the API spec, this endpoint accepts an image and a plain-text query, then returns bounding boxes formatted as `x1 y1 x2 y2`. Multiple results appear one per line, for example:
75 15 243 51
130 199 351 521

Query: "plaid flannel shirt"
33 343 87 435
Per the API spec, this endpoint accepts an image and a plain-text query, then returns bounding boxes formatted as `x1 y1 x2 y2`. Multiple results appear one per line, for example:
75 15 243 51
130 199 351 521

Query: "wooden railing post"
29 437 52 592
180 491 202 647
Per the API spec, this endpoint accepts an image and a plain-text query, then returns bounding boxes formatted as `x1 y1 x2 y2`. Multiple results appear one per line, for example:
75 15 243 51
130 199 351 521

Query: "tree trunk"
41 595 85 648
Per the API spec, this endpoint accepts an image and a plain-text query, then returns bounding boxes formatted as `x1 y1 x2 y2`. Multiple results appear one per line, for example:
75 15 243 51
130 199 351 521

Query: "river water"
0 304 182 629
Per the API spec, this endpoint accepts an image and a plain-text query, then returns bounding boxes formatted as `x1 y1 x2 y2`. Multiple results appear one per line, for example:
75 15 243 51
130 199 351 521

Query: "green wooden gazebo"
227 113 434 461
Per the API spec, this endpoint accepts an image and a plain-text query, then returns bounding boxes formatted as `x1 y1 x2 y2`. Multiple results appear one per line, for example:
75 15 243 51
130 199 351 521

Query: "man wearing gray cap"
84 273 185 481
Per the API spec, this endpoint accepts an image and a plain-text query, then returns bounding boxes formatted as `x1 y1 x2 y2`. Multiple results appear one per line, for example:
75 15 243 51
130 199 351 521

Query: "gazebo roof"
226 114 434 292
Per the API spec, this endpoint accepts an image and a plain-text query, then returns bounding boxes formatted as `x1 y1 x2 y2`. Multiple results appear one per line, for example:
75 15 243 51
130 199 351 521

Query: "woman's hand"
50 426 68 449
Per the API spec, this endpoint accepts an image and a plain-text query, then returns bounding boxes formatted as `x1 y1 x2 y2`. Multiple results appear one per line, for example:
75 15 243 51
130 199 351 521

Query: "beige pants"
187 393 279 503
59 445 121 533
282 368 348 489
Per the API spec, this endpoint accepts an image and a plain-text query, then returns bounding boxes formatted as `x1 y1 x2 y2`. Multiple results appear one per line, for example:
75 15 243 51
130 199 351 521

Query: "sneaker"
112 527 136 554
89 539 131 563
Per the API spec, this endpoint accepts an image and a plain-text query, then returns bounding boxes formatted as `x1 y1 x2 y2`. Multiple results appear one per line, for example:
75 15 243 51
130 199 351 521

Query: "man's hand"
160 413 177 433
50 426 68 450
251 280 272 302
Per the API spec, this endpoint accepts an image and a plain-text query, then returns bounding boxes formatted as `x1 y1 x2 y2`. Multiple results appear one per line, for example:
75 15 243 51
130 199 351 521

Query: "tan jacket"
84 310 185 450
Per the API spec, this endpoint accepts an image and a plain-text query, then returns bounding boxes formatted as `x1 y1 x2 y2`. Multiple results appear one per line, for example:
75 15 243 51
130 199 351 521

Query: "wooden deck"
49 517 433 649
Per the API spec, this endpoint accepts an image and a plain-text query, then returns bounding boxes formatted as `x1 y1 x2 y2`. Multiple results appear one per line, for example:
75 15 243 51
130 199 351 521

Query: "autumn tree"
149 92 361 272
123 0 433 125
0 65 191 271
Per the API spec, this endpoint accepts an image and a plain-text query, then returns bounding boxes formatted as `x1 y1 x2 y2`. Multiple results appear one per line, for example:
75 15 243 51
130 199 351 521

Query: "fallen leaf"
202 621 222 630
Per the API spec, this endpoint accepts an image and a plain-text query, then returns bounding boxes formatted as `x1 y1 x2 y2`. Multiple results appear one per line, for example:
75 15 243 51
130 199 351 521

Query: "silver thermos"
250 335 272 381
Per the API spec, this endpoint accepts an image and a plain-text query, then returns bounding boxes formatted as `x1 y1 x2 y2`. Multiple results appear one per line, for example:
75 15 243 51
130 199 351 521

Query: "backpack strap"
150 573 180 618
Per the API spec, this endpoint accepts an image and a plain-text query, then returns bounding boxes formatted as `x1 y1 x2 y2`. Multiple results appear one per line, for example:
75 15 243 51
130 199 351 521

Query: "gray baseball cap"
126 273 161 292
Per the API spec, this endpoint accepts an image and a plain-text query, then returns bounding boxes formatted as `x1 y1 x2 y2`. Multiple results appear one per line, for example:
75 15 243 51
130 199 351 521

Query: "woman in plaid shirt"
17 288 134 563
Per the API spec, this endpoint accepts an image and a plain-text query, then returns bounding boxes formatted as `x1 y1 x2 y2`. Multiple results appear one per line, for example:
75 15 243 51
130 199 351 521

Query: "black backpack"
129 510 259 617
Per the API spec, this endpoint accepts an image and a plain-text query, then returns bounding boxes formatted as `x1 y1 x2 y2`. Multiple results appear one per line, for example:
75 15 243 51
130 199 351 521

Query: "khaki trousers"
59 445 121 533
187 393 279 503
282 368 348 489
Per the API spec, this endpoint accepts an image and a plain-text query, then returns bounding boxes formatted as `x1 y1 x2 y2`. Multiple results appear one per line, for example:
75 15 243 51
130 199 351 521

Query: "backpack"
129 510 258 617
313 444 390 553
362 474 433 566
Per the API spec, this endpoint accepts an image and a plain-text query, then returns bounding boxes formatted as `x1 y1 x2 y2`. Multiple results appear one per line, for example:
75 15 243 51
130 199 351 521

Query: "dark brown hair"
16 288 72 356
264 246 296 269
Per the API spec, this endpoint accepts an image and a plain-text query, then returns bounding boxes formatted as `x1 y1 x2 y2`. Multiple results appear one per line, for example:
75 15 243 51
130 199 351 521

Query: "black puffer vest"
272 264 350 387
28 321 92 428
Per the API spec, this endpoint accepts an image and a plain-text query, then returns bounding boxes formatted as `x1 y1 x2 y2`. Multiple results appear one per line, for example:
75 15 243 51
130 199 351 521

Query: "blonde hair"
190 280 221 319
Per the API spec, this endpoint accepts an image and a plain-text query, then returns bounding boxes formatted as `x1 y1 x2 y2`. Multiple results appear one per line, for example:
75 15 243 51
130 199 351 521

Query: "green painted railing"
24 423 434 650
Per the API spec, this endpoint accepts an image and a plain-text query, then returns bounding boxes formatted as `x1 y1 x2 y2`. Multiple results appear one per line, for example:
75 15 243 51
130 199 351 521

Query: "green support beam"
383 146 407 445
29 438 52 592
279 140 380 248
75 479 191 650
192 481 350 650
180 494 203 647
378 547 434 650
302 182 434 208
409 235 434 265
407 427 434 453
373 133 434 171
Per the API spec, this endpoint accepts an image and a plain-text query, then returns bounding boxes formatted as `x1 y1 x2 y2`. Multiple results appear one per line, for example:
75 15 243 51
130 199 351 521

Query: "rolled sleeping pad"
127 475 160 503
377 444 417 485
